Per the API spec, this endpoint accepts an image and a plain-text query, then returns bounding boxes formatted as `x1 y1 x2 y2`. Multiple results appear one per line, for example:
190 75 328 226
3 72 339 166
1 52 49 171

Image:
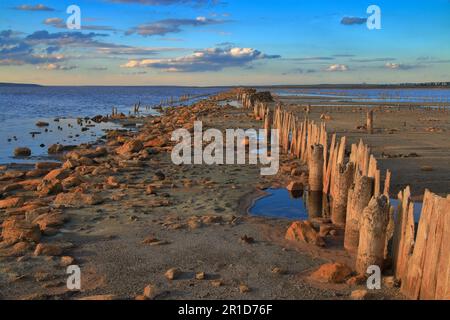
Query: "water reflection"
249 188 327 221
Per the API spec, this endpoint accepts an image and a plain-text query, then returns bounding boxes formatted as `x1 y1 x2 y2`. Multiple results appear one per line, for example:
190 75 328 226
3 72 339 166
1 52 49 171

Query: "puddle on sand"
249 188 325 220
250 188 423 223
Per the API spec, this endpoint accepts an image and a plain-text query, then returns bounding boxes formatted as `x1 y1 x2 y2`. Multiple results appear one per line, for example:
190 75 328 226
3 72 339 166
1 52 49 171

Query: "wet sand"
276 94 450 198
0 91 417 300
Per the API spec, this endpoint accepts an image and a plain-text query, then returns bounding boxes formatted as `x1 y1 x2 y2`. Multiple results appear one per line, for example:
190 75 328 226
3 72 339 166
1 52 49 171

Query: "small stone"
79 295 119 300
195 272 206 280
346 274 367 286
350 289 369 300
271 267 287 275
239 235 254 244
310 262 353 284
285 221 325 247
211 280 223 287
60 256 75 267
239 284 251 293
165 268 181 280
143 284 159 299
146 186 156 195
286 181 303 192
319 225 334 237
34 243 63 256
14 147 31 157
36 121 49 127
383 276 399 288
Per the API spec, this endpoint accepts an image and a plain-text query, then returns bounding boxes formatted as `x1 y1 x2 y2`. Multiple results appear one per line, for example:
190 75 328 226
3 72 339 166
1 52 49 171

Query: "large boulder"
1 218 41 243
285 221 325 247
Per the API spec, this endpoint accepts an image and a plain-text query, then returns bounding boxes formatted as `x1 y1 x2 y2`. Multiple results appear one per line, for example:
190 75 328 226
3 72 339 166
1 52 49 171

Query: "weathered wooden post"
367 110 374 134
331 162 355 226
344 172 374 252
355 195 390 274
309 144 324 192
264 109 272 142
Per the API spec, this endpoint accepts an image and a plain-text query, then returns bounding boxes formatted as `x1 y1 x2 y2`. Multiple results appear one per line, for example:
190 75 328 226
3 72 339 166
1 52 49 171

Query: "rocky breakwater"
0 95 232 291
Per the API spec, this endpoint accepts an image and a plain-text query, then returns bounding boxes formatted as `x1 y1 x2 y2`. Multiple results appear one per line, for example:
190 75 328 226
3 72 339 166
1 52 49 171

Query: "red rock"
26 169 50 178
0 197 24 209
106 176 120 188
286 181 304 192
53 192 103 208
2 183 23 193
319 224 335 237
350 289 370 300
60 256 75 267
1 218 41 243
62 159 79 170
17 179 42 191
32 212 65 232
144 137 167 148
165 268 181 280
36 180 63 197
43 168 71 181
285 221 325 247
61 175 83 189
34 243 63 256
143 284 159 299
310 262 353 283
35 162 60 170
116 139 143 155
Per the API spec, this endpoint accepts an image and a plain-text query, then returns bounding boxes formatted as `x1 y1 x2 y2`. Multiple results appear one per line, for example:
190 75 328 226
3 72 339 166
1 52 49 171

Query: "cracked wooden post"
367 109 374 134
356 195 390 275
309 144 324 192
331 162 355 226
344 172 374 253
264 109 272 143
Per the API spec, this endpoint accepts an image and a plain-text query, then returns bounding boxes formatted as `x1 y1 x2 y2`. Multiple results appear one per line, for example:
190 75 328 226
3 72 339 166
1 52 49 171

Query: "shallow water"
272 88 450 105
250 188 423 223
0 86 227 164
0 117 123 164
249 188 309 220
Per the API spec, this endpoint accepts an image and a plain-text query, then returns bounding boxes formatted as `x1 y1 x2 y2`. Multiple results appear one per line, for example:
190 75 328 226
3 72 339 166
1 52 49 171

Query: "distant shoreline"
1 82 449 89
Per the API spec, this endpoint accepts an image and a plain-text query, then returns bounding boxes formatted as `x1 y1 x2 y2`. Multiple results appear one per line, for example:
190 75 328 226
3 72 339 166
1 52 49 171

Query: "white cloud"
326 64 349 72
121 46 280 72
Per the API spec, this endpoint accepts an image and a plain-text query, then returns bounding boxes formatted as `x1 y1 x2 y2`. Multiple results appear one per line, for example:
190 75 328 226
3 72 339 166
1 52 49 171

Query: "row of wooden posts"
238 91 449 300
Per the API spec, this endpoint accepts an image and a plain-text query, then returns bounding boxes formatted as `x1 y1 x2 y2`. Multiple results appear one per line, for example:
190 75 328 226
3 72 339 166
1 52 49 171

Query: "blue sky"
0 0 449 85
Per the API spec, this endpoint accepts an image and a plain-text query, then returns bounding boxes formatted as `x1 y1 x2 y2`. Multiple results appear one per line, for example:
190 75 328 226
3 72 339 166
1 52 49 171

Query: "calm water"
251 188 423 222
250 188 309 220
0 86 227 164
272 88 450 105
